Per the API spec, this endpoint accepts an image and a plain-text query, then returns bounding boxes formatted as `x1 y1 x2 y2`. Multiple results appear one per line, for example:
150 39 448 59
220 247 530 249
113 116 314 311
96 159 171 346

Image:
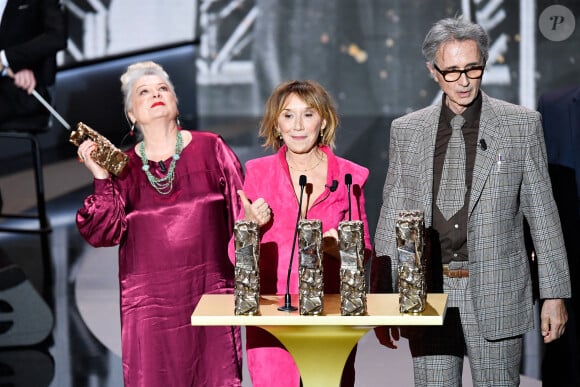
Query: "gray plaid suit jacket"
374 91 571 341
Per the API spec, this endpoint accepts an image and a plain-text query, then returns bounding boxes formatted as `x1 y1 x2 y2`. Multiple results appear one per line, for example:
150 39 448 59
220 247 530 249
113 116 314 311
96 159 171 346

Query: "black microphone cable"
278 174 307 311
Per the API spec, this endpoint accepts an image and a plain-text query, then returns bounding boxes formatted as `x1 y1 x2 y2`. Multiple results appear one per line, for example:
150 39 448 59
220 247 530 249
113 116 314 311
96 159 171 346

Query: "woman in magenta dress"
229 80 372 386
76 61 243 387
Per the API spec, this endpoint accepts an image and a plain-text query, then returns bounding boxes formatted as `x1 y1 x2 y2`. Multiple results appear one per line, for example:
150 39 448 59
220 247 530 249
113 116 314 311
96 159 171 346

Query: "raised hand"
238 190 272 226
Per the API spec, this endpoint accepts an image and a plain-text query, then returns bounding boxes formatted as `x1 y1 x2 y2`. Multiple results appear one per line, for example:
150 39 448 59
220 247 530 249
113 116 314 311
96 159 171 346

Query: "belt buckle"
442 263 469 278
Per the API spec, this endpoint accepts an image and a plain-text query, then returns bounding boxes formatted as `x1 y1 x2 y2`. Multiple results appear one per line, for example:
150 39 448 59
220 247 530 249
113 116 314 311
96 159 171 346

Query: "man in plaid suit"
373 16 571 386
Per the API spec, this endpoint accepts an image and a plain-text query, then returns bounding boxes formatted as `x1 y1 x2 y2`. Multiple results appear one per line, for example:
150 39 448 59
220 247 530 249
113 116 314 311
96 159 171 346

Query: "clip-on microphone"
278 174 307 312
345 173 352 220
479 138 487 150
326 180 339 192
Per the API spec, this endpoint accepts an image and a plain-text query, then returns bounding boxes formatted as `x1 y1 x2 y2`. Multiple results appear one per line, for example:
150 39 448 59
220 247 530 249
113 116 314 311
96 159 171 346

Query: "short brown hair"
259 80 339 151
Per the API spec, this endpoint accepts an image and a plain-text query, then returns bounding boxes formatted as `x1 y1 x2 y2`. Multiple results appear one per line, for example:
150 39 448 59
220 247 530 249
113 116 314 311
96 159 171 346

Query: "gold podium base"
262 325 368 387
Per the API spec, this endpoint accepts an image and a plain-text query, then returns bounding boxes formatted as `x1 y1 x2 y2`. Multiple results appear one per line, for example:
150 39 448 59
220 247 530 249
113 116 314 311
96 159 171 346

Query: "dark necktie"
436 114 466 220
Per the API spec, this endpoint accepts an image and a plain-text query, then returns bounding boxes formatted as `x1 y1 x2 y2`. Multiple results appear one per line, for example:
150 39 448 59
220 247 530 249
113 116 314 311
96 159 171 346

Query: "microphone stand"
278 174 307 312
345 173 352 220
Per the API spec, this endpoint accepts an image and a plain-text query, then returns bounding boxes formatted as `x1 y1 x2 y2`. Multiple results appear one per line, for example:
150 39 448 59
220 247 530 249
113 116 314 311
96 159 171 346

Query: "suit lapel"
469 93 503 216
420 104 441 224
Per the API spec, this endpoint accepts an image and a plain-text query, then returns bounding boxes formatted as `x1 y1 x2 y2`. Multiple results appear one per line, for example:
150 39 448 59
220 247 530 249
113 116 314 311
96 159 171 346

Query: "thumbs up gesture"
238 190 272 226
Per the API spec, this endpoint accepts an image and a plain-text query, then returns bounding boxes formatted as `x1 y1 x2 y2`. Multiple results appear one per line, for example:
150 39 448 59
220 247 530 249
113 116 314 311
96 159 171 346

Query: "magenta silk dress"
77 130 244 387
228 145 372 387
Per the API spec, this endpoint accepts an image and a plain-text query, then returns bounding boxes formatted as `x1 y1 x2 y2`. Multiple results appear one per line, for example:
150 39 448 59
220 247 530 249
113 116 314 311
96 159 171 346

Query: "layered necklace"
139 130 183 195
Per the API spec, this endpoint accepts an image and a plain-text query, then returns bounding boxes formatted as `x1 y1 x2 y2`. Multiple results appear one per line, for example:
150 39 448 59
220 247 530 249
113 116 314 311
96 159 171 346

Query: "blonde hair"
259 80 339 151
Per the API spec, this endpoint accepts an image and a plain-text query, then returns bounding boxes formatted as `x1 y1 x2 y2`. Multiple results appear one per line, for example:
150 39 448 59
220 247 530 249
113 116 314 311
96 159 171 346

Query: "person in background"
229 80 372 386
537 85 580 386
0 0 67 212
373 16 570 386
76 61 243 387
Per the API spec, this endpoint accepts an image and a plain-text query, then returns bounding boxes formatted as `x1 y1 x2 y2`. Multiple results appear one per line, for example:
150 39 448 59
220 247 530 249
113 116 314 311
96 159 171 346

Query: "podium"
191 293 447 387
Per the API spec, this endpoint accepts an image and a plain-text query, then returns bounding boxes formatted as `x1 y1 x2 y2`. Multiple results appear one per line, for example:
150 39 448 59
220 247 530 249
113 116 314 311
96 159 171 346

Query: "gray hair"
120 61 177 113
422 16 490 65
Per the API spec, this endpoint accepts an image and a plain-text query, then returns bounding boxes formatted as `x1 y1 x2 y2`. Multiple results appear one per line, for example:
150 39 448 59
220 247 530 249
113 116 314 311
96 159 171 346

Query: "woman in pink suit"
230 80 372 386
76 61 243 387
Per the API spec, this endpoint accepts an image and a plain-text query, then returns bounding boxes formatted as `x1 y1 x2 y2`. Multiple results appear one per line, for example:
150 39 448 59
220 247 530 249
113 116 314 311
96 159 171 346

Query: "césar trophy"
338 220 367 316
69 122 129 176
298 219 324 315
233 220 260 315
396 210 426 313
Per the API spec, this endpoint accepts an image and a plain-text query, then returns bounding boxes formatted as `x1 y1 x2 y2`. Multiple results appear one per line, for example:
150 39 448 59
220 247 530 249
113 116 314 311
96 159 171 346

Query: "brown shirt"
432 93 482 264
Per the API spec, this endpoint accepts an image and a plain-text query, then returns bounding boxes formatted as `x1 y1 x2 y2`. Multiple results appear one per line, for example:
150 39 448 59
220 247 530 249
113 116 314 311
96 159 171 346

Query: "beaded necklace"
139 130 183 195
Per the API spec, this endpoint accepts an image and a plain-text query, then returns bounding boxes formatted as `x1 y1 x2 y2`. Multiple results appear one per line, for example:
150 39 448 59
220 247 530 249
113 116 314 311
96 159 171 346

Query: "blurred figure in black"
0 0 67 211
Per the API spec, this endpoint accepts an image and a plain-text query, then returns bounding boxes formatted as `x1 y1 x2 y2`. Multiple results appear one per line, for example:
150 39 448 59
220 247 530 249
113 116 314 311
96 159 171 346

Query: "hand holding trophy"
69 122 129 176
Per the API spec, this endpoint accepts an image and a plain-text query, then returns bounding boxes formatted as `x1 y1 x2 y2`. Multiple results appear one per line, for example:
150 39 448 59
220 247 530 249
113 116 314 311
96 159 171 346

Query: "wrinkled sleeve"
519 113 571 299
76 177 127 247
216 136 245 263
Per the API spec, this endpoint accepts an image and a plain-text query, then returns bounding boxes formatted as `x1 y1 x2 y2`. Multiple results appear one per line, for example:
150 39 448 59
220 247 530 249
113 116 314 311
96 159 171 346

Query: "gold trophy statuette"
234 220 260 315
69 122 129 176
338 220 367 316
298 219 324 316
396 210 426 313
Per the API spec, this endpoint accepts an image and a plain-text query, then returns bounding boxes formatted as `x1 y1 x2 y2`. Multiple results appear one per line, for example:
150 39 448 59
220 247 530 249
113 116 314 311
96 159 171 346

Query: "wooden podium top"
191 293 447 327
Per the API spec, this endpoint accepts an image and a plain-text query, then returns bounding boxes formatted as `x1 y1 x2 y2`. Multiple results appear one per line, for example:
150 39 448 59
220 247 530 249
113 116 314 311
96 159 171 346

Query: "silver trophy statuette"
298 219 324 315
396 210 426 313
338 220 367 316
234 220 260 315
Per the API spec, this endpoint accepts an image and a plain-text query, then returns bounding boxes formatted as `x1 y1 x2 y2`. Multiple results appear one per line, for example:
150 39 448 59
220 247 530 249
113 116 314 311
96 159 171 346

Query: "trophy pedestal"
192 293 448 387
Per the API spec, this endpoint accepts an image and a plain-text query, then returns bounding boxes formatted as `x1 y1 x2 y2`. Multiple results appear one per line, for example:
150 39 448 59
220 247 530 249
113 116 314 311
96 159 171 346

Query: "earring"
176 117 181 127
130 122 135 136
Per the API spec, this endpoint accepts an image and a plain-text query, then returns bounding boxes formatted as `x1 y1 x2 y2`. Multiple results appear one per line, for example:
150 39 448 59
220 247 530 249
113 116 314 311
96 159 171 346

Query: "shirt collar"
441 91 482 128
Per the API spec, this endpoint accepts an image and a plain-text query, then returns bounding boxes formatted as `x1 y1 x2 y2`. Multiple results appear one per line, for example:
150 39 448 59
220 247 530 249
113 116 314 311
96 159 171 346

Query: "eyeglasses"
433 63 485 82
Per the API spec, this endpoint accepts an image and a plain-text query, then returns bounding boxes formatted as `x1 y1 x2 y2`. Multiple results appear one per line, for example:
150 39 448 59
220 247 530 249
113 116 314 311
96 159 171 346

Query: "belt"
442 264 469 278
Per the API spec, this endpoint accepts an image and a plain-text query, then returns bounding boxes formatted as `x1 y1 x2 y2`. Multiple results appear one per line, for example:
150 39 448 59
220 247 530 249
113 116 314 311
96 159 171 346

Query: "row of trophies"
234 209 428 316
233 219 367 316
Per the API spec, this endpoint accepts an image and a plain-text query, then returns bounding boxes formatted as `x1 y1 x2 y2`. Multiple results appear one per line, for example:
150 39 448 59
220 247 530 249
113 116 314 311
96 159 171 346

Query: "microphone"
345 174 352 221
325 180 339 192
158 160 167 173
278 174 307 312
479 139 487 150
